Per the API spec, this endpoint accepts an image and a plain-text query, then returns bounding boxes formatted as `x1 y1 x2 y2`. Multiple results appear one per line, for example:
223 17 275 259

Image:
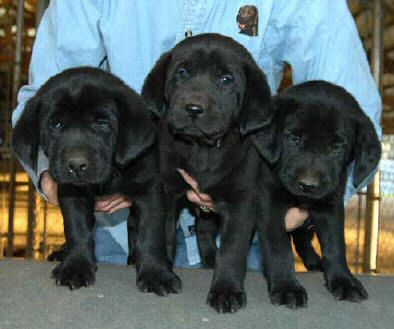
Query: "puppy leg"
51 185 97 290
196 211 220 268
258 197 308 309
291 228 323 272
312 206 368 302
134 185 182 296
127 207 139 265
164 193 180 264
206 199 254 313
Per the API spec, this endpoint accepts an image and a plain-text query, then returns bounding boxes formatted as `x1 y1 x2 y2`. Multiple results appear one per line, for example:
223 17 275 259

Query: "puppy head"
142 33 271 145
12 67 157 185
236 5 258 27
255 81 381 199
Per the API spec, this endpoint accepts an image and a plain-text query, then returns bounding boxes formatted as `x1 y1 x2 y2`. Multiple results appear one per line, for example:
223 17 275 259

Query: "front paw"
326 275 368 302
51 255 96 290
270 280 308 309
137 268 182 296
207 284 247 313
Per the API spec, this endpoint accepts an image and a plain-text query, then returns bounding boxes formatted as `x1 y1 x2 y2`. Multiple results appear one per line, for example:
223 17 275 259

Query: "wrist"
39 171 58 205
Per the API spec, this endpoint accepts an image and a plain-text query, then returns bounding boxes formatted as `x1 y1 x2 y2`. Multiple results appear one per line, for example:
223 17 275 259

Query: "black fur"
142 33 307 312
12 67 181 295
253 80 381 302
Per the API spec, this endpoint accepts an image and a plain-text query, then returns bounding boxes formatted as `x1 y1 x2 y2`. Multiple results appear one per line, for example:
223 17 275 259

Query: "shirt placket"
176 0 208 42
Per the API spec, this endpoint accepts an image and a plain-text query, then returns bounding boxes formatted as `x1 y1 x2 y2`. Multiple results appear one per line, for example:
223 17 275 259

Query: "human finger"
95 194 131 212
108 200 133 214
186 190 216 212
177 168 201 193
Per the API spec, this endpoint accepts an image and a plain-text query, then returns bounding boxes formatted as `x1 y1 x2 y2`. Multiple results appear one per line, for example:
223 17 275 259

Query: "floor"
0 259 394 329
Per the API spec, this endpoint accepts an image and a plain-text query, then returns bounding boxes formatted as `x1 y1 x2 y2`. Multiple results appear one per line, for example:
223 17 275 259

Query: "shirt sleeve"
281 0 382 201
12 0 105 193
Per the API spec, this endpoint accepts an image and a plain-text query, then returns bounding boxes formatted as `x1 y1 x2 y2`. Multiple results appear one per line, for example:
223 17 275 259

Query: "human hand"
284 207 309 232
40 170 59 206
95 193 133 214
177 169 217 212
40 171 132 213
177 169 308 231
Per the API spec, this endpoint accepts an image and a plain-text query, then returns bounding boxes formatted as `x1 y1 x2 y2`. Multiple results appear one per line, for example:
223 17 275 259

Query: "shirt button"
185 30 193 38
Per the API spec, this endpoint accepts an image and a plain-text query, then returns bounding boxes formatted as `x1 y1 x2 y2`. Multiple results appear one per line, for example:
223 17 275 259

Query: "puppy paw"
270 280 308 309
326 276 368 302
51 256 96 290
207 285 247 313
137 269 182 296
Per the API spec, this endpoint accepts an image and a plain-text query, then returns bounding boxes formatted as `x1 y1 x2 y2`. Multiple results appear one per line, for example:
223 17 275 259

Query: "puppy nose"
185 103 204 116
68 157 89 174
298 181 318 193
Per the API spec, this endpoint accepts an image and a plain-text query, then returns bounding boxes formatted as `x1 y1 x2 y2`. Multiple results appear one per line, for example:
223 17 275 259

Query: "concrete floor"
0 259 393 329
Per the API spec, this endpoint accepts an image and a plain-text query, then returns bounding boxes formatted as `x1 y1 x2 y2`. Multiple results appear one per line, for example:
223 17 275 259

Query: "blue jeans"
94 208 262 270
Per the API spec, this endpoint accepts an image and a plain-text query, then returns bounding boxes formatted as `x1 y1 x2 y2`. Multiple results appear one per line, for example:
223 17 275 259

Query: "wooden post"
363 0 383 273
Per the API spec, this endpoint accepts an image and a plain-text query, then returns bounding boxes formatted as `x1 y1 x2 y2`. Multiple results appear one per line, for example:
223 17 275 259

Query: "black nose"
298 181 318 193
68 157 89 175
185 103 204 116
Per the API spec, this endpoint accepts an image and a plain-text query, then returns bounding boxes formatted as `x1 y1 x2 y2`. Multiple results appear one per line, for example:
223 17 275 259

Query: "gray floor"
0 259 393 329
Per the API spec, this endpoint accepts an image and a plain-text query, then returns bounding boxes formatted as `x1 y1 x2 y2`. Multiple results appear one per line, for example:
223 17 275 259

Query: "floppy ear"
114 90 158 167
253 9 259 26
353 114 381 187
250 95 288 164
12 96 41 171
240 62 272 136
141 52 172 112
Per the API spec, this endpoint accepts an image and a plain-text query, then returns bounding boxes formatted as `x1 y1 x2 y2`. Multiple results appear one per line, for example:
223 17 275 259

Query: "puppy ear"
240 62 272 136
12 96 41 171
115 89 158 167
141 52 172 112
251 96 287 164
253 9 259 26
353 114 381 187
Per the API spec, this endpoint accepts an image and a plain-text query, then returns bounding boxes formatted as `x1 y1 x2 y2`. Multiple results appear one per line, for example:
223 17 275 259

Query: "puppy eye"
176 67 190 79
49 121 63 132
218 73 234 86
288 133 301 145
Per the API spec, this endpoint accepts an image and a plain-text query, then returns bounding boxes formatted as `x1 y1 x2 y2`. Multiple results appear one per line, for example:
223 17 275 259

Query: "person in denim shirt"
12 0 382 269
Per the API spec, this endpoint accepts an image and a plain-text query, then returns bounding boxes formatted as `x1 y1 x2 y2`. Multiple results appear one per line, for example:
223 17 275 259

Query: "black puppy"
12 67 181 295
142 33 307 312
254 80 381 302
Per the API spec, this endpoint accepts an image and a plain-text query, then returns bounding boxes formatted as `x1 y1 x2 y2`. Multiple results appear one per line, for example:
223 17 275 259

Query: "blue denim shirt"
12 0 382 266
